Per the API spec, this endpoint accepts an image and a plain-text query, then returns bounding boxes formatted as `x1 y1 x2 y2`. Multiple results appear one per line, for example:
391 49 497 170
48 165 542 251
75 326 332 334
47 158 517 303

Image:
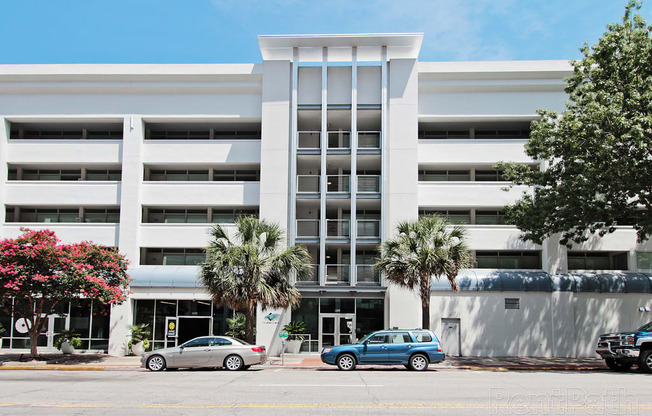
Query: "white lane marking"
258 384 383 387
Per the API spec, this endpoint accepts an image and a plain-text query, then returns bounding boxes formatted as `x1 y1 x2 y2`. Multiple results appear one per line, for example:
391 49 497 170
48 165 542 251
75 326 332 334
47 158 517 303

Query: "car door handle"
407 344 413 348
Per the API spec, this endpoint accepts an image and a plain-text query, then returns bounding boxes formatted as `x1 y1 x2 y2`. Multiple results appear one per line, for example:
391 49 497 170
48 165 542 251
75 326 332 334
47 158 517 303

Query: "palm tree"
374 215 472 330
199 217 311 343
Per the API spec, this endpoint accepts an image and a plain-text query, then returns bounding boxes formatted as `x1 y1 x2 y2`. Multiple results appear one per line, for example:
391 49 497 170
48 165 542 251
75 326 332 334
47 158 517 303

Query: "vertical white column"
0 118 8 227
380 47 388 244
350 47 358 286
258 59 292 355
109 115 143 355
319 47 328 286
385 57 422 329
288 48 299 248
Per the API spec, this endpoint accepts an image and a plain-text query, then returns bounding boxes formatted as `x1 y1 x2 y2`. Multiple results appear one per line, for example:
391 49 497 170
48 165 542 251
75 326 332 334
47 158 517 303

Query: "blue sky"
0 1 649 64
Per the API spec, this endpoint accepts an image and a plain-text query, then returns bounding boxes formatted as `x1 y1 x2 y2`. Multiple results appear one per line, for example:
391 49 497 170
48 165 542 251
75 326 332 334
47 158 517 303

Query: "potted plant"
225 313 247 339
54 329 82 354
129 323 151 356
283 321 306 354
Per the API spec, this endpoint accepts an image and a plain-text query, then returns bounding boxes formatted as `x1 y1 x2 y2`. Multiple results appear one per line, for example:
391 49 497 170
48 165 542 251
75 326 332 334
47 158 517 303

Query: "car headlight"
322 348 333 354
624 335 635 346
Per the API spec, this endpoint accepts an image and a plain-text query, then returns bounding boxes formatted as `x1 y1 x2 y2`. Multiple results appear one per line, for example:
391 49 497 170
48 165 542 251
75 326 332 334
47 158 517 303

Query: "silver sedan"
141 336 267 371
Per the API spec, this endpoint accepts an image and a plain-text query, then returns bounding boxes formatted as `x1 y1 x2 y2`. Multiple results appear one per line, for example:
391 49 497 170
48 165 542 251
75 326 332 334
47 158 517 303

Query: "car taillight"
251 347 264 353
437 345 442 352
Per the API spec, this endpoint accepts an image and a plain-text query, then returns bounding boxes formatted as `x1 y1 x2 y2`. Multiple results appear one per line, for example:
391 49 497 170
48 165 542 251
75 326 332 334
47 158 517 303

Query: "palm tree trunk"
244 303 256 344
420 273 431 330
421 303 430 330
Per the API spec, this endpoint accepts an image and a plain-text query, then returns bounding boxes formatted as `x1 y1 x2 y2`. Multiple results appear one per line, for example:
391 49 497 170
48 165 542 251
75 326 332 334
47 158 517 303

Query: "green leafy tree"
499 1 652 247
375 215 472 330
199 217 311 344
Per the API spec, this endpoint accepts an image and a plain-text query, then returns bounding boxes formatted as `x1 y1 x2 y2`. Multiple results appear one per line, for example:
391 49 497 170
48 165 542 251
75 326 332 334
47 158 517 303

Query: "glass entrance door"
320 314 355 349
38 315 67 348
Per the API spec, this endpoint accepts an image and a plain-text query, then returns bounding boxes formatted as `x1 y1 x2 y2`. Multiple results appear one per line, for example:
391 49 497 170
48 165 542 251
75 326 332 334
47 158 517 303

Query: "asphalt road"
0 368 650 415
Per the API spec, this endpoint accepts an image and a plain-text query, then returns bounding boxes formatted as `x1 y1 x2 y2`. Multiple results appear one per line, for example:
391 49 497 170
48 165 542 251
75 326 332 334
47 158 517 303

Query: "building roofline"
0 63 262 79
258 33 423 61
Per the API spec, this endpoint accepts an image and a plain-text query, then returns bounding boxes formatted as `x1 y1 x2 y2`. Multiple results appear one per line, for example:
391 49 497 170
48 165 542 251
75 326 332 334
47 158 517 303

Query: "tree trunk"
420 273 431 330
29 326 39 359
244 303 256 344
421 302 430 330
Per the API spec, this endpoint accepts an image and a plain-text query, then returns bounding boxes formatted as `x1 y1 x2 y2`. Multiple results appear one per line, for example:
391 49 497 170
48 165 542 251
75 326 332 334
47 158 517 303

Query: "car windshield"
231 337 250 345
637 322 652 332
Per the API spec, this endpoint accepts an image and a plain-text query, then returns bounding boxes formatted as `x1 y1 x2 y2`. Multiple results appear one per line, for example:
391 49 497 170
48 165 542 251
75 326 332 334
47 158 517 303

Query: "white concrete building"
0 34 650 357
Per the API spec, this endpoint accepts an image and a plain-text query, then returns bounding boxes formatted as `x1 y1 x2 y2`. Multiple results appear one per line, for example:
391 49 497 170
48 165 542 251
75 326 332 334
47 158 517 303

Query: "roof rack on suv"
386 327 424 331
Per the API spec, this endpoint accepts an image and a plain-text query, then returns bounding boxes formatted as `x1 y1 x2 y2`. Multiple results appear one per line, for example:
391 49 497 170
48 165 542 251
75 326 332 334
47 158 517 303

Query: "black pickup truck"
596 321 652 372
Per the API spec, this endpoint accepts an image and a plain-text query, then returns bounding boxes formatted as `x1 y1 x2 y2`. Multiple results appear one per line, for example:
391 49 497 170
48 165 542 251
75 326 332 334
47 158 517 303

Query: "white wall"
386 58 422 329
430 291 652 358
257 60 292 355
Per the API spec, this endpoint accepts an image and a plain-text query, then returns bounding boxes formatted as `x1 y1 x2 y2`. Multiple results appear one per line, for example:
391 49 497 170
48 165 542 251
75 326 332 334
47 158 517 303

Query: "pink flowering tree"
0 229 130 358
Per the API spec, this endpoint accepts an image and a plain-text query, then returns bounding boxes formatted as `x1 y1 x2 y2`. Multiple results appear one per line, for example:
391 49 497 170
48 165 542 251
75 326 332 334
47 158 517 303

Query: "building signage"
167 318 177 338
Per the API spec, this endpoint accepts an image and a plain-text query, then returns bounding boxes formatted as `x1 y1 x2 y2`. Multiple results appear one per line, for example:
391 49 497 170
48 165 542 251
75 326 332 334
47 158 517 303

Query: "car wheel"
224 355 244 371
605 358 633 372
336 354 356 371
638 350 652 373
408 354 429 371
146 355 166 372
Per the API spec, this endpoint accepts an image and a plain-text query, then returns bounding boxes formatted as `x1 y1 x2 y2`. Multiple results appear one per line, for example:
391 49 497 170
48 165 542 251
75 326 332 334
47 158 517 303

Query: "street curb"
0 365 107 371
0 363 608 372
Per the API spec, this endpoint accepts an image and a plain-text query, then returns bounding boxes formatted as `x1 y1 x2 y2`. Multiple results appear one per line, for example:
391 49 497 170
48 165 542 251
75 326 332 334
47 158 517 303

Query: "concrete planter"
285 340 303 354
131 341 145 356
60 341 75 354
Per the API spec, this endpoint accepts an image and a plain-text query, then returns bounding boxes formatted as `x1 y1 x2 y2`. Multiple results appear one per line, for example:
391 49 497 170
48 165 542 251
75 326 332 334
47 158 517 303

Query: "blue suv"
320 328 445 371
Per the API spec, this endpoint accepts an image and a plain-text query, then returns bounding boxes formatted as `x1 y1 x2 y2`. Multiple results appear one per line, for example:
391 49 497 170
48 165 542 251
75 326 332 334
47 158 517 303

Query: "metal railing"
357 265 380 284
297 131 320 149
357 219 381 238
327 131 351 149
326 264 350 284
357 175 380 193
358 131 381 149
297 264 319 284
326 219 350 238
297 175 320 193
326 175 350 193
296 219 319 237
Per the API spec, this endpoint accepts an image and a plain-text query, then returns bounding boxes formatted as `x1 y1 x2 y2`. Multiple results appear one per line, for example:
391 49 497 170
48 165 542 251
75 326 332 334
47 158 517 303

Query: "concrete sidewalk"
268 354 608 371
0 352 608 371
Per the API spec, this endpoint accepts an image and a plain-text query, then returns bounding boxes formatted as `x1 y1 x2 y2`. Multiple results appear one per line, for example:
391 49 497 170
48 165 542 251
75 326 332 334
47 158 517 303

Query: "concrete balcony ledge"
4 181 121 205
418 183 529 207
7 140 123 164
1 223 119 246
141 181 260 206
418 139 530 164
142 139 261 164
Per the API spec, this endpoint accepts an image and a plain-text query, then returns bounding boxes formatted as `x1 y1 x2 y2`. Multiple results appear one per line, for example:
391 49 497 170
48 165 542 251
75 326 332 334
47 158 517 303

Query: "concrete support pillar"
109 115 143 355
257 60 292 354
385 58 422 329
